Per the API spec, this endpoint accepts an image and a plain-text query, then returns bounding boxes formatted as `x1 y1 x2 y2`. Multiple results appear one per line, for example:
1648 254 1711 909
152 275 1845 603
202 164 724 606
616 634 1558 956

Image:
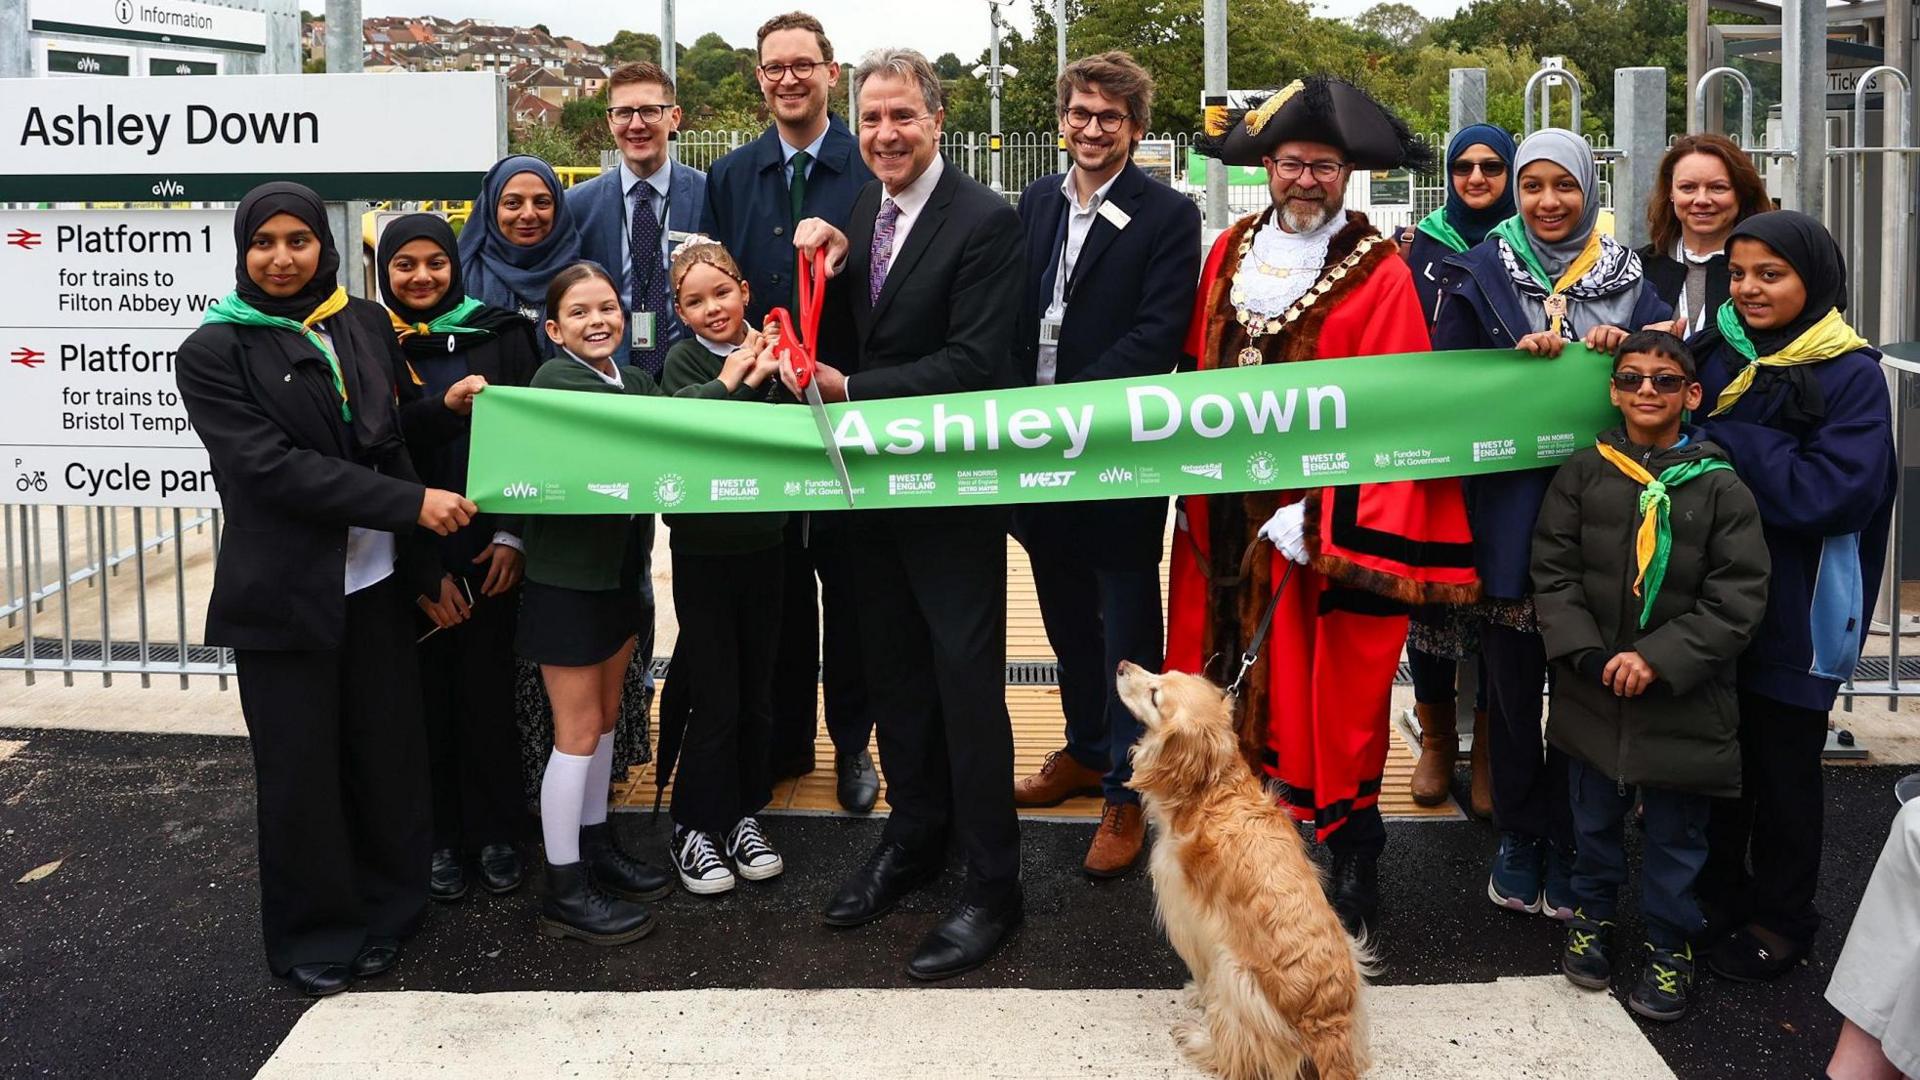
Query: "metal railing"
2 505 232 685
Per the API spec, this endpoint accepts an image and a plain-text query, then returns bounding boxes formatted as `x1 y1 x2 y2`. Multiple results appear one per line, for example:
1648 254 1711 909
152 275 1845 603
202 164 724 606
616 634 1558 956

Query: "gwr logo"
1018 471 1076 488
501 482 539 499
1098 467 1133 484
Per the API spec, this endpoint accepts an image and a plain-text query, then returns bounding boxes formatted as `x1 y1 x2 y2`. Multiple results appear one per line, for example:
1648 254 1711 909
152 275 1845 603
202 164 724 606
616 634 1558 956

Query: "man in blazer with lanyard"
1008 52 1201 879
700 11 879 814
573 60 708 378
787 47 1026 981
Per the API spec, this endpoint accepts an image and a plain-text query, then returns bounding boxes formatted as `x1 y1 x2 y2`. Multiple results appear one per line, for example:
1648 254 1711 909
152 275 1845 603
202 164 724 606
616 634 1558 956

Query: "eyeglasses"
606 104 671 126
1450 159 1508 178
1063 107 1132 133
1610 372 1692 394
759 60 820 82
1268 158 1347 182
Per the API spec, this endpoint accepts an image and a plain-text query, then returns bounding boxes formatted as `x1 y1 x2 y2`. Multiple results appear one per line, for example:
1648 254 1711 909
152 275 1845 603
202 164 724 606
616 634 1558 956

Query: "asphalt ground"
0 727 1905 1079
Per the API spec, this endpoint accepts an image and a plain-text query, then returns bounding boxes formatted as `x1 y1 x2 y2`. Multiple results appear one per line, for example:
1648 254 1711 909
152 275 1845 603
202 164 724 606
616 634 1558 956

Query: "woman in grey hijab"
1429 127 1675 930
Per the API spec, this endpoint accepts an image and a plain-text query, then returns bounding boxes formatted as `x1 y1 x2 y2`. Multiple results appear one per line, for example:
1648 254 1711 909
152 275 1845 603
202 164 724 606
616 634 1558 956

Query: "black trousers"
1026 549 1162 804
669 547 783 835
770 515 872 770
1701 689 1829 944
234 575 429 975
419 580 527 850
856 511 1020 901
1481 623 1573 849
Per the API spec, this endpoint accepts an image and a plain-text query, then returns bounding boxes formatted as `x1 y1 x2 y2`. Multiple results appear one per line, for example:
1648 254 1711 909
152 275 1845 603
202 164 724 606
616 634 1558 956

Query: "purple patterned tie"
869 197 900 306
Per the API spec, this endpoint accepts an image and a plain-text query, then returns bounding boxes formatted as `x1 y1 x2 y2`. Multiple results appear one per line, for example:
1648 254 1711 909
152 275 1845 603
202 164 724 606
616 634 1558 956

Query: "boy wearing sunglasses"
1529 329 1770 1021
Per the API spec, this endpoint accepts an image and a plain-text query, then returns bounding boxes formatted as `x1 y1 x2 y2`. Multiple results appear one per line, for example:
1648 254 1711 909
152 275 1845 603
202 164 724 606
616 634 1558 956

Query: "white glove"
1257 502 1311 565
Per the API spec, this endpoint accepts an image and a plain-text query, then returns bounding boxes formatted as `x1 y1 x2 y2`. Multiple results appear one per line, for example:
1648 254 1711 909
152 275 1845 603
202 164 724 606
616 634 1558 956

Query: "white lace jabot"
1236 212 1346 319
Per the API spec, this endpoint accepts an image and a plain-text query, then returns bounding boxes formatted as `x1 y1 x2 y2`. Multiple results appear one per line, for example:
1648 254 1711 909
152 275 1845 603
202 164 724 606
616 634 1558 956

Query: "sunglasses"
1610 372 1692 394
1450 159 1508 178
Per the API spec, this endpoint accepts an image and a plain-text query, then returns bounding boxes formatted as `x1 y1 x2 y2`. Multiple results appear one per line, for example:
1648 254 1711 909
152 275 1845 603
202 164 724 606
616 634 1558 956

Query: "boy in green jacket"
1530 329 1769 1021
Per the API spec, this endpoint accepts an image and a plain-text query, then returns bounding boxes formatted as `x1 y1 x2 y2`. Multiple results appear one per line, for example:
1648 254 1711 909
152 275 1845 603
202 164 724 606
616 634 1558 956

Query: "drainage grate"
1851 656 1920 682
0 638 227 665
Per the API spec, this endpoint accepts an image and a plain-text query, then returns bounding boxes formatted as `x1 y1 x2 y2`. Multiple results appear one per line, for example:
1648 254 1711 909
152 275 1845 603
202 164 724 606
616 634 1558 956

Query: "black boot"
538 861 656 946
580 822 673 902
1328 851 1379 937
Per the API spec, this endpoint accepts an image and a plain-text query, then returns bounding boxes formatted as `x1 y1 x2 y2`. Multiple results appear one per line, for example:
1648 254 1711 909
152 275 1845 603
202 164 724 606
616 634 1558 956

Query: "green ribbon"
1414 208 1470 254
202 291 352 422
468 346 1624 516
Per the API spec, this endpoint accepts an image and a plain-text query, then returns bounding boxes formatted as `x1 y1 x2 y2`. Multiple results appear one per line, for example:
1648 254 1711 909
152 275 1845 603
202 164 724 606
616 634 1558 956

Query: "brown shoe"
1410 701 1458 807
1014 749 1104 808
1469 708 1493 819
1084 800 1145 878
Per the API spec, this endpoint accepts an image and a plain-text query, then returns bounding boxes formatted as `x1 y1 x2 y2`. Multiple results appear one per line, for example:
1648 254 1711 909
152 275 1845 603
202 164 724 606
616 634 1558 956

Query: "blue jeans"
1568 756 1711 948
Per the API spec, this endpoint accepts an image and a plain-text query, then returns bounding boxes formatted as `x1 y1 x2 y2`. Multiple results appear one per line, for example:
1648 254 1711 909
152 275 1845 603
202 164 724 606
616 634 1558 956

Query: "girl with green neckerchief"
375 213 546 908
1690 209 1896 985
176 182 477 998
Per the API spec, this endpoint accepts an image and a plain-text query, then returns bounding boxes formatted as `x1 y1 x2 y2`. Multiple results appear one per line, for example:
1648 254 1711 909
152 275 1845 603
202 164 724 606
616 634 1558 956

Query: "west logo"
1018 470 1076 488
501 481 539 499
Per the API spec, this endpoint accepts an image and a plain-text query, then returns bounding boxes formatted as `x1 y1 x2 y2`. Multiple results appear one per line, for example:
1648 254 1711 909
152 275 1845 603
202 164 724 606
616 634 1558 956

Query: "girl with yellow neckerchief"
1691 209 1896 984
1433 128 1675 926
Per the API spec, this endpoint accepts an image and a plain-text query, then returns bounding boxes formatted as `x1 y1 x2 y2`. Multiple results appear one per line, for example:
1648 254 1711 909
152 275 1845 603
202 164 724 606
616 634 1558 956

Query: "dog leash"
1227 561 1295 699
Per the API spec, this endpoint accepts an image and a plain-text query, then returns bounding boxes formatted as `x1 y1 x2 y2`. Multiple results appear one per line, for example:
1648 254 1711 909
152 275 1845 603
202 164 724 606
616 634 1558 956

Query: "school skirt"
515 580 640 667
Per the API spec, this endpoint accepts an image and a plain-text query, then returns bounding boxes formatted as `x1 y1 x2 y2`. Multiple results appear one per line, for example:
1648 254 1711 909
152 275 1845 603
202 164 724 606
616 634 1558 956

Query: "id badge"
1039 316 1063 347
632 311 657 350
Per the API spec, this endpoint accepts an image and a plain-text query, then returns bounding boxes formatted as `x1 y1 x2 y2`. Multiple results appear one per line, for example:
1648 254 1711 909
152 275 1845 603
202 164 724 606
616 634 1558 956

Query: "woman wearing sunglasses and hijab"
1394 123 1518 817
1690 210 1896 983
378 213 545 906
1434 127 1672 925
176 182 478 997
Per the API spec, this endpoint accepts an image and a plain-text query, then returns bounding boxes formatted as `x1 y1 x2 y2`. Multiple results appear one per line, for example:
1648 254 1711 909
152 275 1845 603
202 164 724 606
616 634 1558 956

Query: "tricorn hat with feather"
1197 76 1433 171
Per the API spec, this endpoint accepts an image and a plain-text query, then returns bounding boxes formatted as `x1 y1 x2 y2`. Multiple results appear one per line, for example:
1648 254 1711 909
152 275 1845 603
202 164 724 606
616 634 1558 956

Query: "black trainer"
1629 943 1695 1022
537 861 655 946
580 822 672 902
1561 909 1614 990
671 825 736 896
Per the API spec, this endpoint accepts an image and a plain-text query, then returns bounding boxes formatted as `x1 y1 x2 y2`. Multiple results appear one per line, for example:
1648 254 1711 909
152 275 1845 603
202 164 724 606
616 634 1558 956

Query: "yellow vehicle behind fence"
359 166 606 250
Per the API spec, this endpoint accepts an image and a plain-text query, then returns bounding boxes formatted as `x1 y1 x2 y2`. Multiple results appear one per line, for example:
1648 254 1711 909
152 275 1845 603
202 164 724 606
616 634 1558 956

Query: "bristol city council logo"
1245 451 1278 484
654 473 686 508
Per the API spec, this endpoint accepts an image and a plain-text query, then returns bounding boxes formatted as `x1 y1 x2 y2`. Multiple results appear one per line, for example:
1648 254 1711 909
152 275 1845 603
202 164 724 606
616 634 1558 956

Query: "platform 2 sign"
0 210 228 507
0 72 499 201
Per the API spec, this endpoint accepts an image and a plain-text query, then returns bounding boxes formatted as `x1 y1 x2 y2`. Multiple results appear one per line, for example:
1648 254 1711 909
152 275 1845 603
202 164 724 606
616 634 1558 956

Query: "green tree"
1353 2 1432 49
510 122 584 166
602 30 661 65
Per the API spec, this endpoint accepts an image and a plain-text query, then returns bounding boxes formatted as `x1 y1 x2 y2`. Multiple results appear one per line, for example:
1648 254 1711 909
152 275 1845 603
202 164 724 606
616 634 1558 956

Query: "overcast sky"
362 0 1465 63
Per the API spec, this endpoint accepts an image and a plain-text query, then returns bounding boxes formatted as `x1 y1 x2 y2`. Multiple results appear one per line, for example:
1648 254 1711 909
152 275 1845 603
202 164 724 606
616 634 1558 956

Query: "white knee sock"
581 732 614 827
540 748 593 865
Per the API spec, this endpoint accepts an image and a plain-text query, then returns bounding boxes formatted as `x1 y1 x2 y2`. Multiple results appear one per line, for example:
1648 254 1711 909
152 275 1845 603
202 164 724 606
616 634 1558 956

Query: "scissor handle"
766 247 831 390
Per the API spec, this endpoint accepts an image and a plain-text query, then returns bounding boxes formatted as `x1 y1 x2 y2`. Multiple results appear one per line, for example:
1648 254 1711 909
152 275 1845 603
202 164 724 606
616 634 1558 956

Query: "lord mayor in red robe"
1164 77 1479 934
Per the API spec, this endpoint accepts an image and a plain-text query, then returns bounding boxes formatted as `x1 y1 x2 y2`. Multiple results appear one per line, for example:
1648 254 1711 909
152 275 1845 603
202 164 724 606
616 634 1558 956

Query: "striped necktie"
869 198 900 307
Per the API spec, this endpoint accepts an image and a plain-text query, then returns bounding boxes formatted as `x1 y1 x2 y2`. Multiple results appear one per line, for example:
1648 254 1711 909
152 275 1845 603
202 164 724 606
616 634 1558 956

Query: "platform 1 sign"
0 210 229 507
0 72 499 201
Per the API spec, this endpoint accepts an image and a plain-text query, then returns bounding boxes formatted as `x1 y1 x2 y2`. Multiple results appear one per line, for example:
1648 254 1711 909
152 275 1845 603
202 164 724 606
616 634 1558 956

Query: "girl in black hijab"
1691 209 1896 981
375 213 543 905
177 183 477 998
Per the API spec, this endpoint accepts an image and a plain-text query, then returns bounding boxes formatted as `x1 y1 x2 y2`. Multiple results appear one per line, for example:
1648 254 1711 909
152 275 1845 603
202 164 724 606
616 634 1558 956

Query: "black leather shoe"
350 937 401 979
908 890 1024 981
1328 851 1380 937
580 822 673 902
429 848 467 902
476 842 524 895
538 861 656 946
821 841 940 927
836 749 880 814
287 962 351 998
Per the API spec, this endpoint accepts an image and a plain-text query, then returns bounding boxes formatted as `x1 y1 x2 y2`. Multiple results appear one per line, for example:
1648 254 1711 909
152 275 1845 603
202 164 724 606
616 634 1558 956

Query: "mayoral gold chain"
1230 233 1386 367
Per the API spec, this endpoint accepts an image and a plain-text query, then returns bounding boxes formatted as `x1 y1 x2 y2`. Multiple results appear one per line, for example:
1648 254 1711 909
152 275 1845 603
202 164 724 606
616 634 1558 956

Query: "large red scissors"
767 247 855 507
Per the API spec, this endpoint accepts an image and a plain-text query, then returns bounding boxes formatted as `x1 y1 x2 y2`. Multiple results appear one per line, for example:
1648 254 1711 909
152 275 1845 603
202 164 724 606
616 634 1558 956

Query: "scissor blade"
805 381 856 508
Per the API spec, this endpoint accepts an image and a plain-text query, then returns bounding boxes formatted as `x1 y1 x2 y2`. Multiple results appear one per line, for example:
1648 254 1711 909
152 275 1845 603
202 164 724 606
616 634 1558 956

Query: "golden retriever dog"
1120 661 1371 1080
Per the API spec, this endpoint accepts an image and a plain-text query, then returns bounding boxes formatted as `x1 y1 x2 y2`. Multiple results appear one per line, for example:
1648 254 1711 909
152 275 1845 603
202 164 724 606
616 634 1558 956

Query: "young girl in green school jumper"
656 238 789 894
519 262 673 944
